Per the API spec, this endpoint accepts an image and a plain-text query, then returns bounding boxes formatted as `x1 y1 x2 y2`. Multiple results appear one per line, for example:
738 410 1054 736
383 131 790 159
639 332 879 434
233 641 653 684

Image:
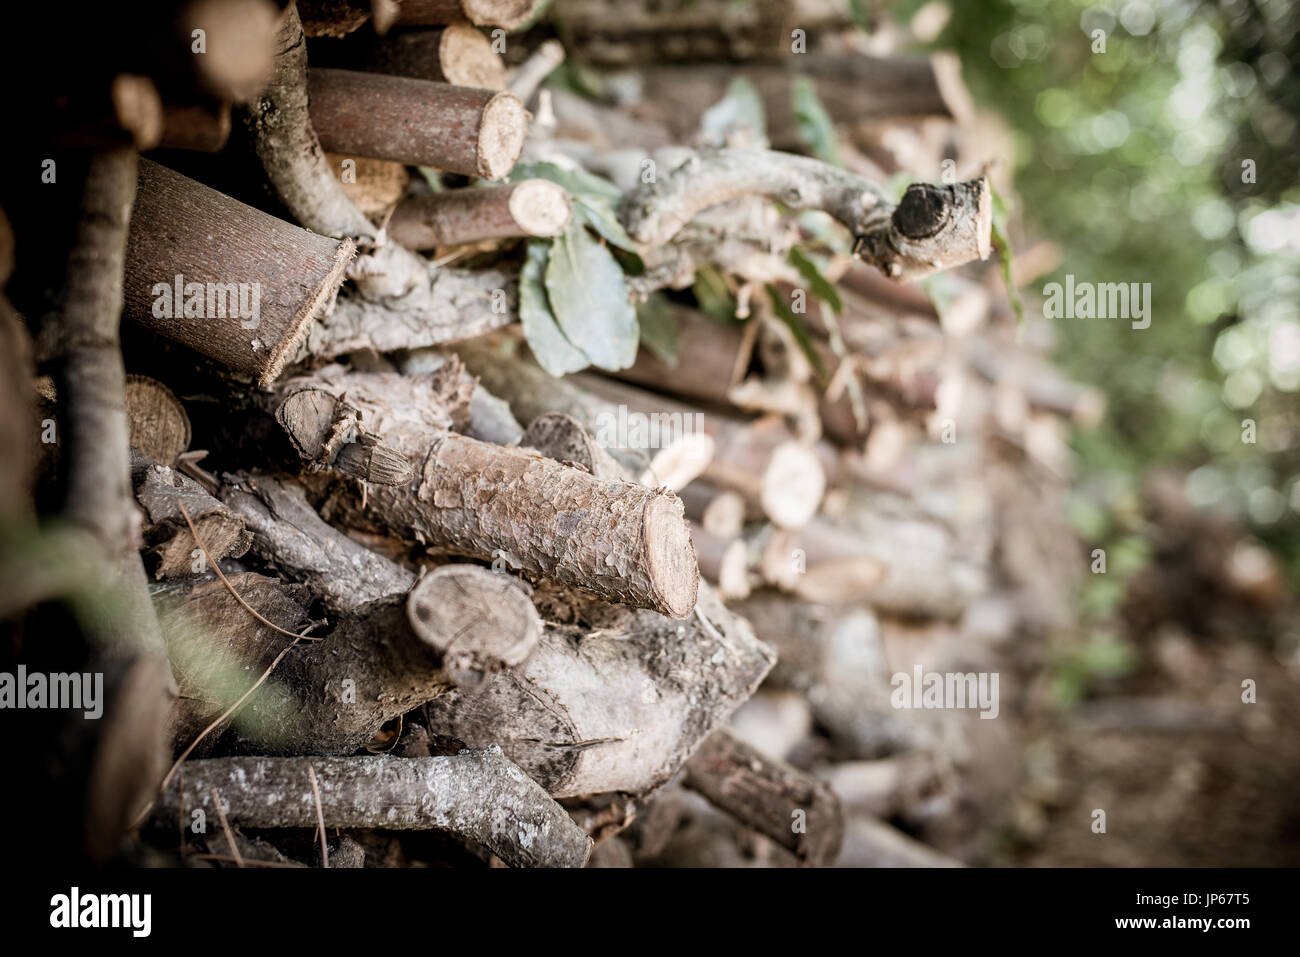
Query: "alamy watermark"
50 887 150 937
152 273 261 328
1042 274 1151 329
0 666 102 719
890 666 1000 719
593 405 706 450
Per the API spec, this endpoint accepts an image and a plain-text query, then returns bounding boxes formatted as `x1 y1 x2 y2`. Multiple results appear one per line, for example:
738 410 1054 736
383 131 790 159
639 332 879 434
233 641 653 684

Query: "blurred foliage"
904 0 1300 589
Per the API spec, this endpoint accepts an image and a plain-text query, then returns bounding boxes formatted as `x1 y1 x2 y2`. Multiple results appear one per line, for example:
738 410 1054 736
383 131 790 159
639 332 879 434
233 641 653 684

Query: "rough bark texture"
123 159 356 384
276 367 700 618
152 752 593 867
308 68 527 179
623 150 991 283
42 148 175 862
220 472 415 614
424 581 774 796
684 728 844 866
388 180 571 250
159 98 233 152
160 564 539 755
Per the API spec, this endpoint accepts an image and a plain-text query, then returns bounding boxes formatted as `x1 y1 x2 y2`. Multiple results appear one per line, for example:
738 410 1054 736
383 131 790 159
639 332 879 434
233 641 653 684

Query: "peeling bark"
153 752 593 867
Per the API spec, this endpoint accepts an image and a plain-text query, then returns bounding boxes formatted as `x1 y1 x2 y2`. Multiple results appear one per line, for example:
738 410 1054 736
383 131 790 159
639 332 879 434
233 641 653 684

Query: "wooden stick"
684 728 844 866
178 0 278 102
395 0 546 31
677 482 746 539
308 68 527 179
424 581 774 796
508 39 565 103
220 472 416 615
623 150 991 283
122 159 355 385
161 564 540 753
152 753 593 867
274 368 701 618
610 305 752 408
389 180 571 250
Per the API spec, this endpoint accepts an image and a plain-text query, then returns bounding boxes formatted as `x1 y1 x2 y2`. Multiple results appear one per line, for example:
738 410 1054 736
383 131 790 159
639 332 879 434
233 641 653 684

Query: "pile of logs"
0 0 1094 867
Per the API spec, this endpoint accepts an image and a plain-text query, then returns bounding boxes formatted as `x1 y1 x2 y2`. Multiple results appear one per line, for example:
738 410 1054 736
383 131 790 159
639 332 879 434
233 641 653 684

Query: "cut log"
219 472 416 614
521 411 627 482
610 304 753 408
395 0 547 31
340 24 507 89
508 39 565 104
132 452 252 580
684 728 844 867
123 159 356 385
49 74 165 150
453 337 714 488
274 368 701 618
151 752 593 867
758 519 888 605
325 154 410 219
298 0 397 38
159 99 232 152
308 68 527 179
423 581 774 796
42 148 175 862
575 372 825 529
160 564 540 753
125 375 191 467
388 180 571 250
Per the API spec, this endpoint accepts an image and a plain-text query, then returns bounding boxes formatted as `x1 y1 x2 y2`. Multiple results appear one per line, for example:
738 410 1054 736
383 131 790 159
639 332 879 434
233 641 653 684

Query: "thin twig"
210 787 244 868
308 764 328 868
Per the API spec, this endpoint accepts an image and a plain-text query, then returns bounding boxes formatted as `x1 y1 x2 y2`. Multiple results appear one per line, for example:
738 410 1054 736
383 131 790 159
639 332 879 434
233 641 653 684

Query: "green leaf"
636 294 679 366
545 224 639 371
787 246 843 314
692 265 737 321
790 76 842 167
510 160 638 252
698 76 766 147
519 240 589 376
510 160 621 206
766 284 827 380
987 181 1025 329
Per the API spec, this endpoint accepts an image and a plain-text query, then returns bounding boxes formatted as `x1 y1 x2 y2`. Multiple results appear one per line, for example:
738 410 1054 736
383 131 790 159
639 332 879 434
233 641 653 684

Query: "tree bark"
623 150 991 283
684 728 844 866
152 752 593 867
308 68 527 179
132 451 252 580
389 180 571 250
123 159 356 385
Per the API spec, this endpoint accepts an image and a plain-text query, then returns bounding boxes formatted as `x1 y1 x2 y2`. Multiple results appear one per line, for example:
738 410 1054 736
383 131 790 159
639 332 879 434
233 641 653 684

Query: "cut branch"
151 752 593 867
122 159 356 385
623 150 991 282
308 68 527 179
275 368 701 618
389 180 571 250
684 728 844 866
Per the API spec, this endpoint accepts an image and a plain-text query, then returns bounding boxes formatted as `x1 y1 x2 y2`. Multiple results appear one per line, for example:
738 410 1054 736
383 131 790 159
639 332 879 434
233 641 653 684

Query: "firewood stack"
0 0 1095 867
